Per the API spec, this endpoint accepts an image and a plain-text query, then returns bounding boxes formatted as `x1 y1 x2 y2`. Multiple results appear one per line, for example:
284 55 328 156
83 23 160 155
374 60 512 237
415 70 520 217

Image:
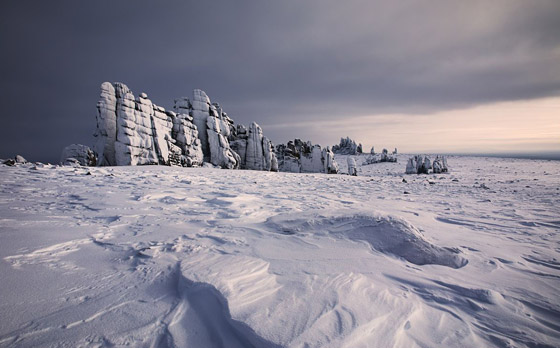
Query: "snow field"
0 154 559 347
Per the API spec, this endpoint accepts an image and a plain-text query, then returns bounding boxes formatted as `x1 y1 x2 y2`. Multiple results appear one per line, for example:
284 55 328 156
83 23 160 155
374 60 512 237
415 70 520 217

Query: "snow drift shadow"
157 264 281 348
267 212 468 269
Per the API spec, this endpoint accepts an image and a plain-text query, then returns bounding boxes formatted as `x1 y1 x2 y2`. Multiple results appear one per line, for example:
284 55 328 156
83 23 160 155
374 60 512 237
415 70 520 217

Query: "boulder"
15 155 27 164
60 144 97 166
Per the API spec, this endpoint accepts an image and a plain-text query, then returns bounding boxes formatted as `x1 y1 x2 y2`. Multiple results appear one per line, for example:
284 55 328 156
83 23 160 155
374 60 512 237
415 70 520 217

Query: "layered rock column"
94 82 118 166
114 84 158 166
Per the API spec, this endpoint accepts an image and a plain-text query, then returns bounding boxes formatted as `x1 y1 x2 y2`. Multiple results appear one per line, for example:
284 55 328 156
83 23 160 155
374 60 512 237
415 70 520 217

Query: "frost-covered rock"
347 157 358 176
276 139 338 174
60 144 97 166
332 137 362 155
363 148 397 164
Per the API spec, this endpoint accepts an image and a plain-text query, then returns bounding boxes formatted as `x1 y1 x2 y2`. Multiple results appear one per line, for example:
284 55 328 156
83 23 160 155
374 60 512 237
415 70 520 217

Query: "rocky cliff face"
276 139 338 174
93 82 277 171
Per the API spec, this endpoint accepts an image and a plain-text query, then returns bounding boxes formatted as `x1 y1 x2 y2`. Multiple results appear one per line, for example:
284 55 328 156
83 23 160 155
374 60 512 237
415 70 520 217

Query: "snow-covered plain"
1 154 559 347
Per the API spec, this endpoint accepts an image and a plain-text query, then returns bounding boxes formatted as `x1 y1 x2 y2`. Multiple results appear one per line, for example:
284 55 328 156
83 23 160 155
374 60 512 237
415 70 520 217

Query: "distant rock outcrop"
60 144 97 166
92 82 276 171
276 139 338 174
432 155 449 173
406 155 448 174
332 137 362 155
363 148 397 164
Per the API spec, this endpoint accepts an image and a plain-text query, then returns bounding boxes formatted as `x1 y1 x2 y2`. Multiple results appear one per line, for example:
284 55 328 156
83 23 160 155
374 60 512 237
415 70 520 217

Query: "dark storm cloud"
1 0 559 162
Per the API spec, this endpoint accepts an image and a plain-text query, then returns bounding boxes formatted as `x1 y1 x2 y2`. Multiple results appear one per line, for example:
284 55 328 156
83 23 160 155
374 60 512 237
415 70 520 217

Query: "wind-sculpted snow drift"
267 212 468 269
2 156 560 347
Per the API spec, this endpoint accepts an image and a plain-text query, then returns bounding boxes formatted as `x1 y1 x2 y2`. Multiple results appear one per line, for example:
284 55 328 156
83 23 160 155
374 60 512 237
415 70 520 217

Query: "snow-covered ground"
1 154 559 347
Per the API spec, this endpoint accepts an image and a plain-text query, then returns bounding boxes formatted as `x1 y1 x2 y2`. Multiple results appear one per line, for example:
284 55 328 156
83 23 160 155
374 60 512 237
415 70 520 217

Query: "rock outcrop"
332 137 362 155
92 81 276 171
3 155 27 166
276 139 338 174
406 155 448 174
60 144 97 166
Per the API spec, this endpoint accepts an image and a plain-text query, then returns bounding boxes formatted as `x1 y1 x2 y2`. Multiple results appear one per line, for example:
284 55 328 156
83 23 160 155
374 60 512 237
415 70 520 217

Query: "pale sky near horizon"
263 97 560 155
1 0 559 162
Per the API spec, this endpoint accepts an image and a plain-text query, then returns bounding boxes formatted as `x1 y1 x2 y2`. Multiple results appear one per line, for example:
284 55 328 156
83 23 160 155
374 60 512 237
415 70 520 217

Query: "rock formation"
60 144 97 166
332 137 362 155
92 81 276 171
406 155 448 174
94 82 200 167
276 139 338 174
363 148 397 164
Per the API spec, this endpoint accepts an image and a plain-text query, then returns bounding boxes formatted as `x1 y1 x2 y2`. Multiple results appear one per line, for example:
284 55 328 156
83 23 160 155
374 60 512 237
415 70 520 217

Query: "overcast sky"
1 0 559 162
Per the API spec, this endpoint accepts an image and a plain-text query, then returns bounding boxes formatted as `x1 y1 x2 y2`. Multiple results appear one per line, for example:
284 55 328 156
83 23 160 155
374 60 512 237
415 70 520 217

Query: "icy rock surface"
332 136 362 155
276 139 339 174
60 144 97 166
